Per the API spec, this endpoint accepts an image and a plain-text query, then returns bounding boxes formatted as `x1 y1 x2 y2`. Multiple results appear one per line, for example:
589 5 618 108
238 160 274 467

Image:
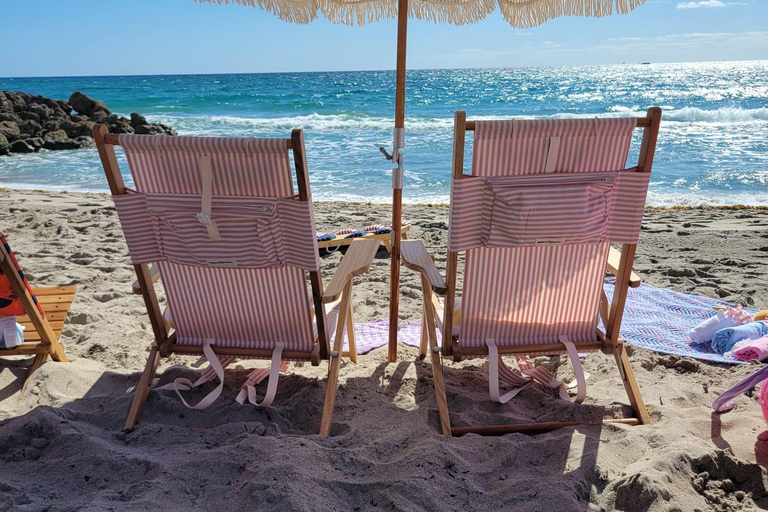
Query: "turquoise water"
1 60 767 205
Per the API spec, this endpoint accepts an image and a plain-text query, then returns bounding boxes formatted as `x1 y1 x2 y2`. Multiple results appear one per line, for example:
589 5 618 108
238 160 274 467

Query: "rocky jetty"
0 91 176 156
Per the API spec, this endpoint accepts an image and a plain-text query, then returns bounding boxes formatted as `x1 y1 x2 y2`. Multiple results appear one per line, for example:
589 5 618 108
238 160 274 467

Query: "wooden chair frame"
93 125 378 434
0 240 73 388
402 108 662 436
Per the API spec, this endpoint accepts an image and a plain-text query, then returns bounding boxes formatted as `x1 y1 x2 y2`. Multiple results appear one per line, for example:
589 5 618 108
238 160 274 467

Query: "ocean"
1 60 766 206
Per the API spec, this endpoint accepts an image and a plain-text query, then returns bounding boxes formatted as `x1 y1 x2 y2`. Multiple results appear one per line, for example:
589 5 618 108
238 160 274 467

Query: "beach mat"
342 281 753 364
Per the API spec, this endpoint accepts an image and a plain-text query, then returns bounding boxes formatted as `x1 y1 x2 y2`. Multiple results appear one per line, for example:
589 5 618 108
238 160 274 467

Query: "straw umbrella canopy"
197 0 649 361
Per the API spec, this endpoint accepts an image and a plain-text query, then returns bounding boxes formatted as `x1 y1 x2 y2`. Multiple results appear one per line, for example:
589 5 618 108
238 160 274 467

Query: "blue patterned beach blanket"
341 282 753 364
602 280 756 364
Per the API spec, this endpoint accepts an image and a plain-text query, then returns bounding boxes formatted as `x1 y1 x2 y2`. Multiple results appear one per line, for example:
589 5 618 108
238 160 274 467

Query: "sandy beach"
2 188 768 511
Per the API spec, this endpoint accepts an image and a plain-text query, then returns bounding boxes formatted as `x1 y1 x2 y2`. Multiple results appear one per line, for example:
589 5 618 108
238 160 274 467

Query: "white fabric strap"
486 339 530 403
198 154 220 241
513 336 587 403
558 335 587 404
544 136 560 173
235 342 285 408
168 339 225 410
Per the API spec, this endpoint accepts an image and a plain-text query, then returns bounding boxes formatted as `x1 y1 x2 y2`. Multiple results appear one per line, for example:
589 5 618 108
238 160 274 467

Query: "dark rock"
0 112 21 124
0 134 9 155
61 119 95 139
69 91 111 117
27 103 53 121
108 117 134 134
134 124 164 135
5 92 27 111
43 130 79 150
130 112 147 128
17 111 41 123
43 119 62 132
0 121 21 140
74 136 96 149
26 137 43 151
57 101 72 115
161 124 177 136
10 139 34 154
18 120 41 136
1 90 175 156
89 110 110 123
0 92 11 111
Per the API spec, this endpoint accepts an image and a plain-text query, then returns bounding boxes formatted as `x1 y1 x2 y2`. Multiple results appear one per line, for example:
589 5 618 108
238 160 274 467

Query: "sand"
2 188 768 511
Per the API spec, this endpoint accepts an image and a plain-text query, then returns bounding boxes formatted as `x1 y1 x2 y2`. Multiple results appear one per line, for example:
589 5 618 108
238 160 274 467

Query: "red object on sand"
0 234 45 317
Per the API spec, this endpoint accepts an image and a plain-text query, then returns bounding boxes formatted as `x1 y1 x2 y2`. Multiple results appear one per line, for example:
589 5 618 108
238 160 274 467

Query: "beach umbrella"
197 0 649 361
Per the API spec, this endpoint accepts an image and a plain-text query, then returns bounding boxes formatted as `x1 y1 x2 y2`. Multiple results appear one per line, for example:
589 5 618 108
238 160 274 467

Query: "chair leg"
419 302 428 358
320 281 351 436
124 345 161 431
614 343 651 425
345 300 358 364
430 347 452 436
421 275 452 436
22 353 49 390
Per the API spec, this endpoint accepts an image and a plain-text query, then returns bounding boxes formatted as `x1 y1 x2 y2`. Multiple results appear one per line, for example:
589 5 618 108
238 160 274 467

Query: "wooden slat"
171 344 315 361
18 311 69 323
464 117 652 131
20 328 63 343
401 240 447 294
317 225 410 251
607 246 641 288
459 341 604 357
30 286 76 297
104 132 293 149
19 320 65 330
324 239 379 303
1 342 53 356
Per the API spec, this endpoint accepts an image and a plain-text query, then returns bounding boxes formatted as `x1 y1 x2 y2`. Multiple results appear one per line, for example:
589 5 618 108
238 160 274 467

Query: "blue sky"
0 0 765 76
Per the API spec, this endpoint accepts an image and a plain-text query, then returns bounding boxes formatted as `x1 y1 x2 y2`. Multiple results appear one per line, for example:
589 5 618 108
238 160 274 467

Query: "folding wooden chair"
0 235 74 388
403 108 661 436
94 125 378 434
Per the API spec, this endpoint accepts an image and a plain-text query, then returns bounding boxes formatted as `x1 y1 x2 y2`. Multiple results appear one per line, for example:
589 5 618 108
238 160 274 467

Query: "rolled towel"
731 336 768 362
316 233 336 242
712 321 768 355
335 228 356 235
344 230 366 239
689 310 736 345
364 224 385 232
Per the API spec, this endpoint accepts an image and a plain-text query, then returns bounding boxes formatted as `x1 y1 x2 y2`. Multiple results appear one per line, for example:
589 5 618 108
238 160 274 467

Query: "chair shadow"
710 411 734 453
1 352 629 511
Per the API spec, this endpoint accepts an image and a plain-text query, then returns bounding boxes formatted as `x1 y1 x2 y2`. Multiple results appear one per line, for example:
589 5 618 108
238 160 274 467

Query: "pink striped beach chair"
402 108 662 436
93 125 378 435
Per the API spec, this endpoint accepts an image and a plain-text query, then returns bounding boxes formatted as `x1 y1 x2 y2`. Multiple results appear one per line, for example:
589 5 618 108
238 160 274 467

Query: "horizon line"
1 58 766 81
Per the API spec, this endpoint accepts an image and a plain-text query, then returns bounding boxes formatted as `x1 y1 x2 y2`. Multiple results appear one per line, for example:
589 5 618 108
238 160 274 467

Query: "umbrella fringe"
410 0 495 26
193 0 647 27
498 0 648 28
320 0 398 25
195 0 320 24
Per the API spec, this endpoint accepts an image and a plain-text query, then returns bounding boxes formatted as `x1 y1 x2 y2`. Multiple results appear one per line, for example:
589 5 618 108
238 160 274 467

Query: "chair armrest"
607 246 641 288
401 240 447 295
132 264 161 294
323 239 379 303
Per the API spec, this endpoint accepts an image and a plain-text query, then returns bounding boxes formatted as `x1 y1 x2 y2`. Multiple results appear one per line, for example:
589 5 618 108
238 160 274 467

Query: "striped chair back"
451 118 650 348
114 134 320 352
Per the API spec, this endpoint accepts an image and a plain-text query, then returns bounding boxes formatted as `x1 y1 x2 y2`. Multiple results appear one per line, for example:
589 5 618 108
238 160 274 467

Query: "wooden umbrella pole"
387 0 408 362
